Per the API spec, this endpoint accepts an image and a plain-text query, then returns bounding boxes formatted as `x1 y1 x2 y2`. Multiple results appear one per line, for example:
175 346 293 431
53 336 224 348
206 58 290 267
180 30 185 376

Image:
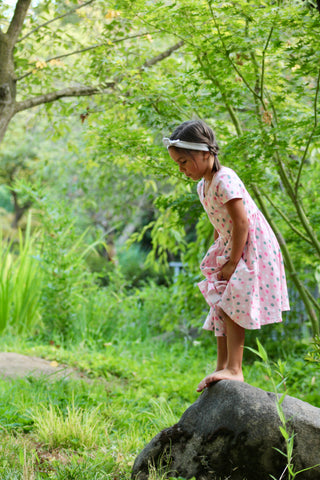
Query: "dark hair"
169 119 221 172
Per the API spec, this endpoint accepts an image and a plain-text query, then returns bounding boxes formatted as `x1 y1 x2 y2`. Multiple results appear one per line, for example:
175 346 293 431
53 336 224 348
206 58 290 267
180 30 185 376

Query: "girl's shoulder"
215 165 238 179
212 166 241 186
198 167 242 198
211 166 246 203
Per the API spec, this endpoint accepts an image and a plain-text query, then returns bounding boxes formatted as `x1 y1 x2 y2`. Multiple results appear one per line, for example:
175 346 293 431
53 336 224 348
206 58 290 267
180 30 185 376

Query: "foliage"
77 276 187 345
0 186 13 212
0 129 38 184
2 0 320 332
0 213 42 335
11 181 106 341
3 0 320 333
111 0 320 335
305 335 320 363
117 244 169 287
0 0 185 144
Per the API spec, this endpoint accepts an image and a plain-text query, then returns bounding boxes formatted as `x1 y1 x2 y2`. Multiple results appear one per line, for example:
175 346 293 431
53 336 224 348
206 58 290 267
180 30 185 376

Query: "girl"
163 120 290 392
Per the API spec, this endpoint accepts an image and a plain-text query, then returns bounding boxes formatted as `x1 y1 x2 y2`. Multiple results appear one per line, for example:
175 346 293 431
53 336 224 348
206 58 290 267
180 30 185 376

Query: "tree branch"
305 286 320 313
295 67 320 195
261 187 314 245
17 0 95 43
16 33 156 82
142 40 184 68
207 1 259 100
206 0 319 256
6 0 32 48
209 3 320 255
14 84 113 113
252 183 319 336
260 25 274 101
197 55 243 136
14 39 184 113
245 18 263 126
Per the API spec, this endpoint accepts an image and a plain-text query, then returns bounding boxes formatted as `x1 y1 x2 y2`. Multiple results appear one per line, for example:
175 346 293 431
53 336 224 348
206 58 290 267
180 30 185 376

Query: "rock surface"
0 352 78 379
132 380 320 480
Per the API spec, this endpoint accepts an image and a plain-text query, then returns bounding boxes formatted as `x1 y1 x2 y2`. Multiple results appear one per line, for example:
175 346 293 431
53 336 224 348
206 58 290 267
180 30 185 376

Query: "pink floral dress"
197 166 290 336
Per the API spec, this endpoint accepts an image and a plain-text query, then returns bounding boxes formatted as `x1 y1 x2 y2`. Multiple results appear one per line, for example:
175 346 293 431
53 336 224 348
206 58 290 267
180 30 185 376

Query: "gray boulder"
132 380 320 480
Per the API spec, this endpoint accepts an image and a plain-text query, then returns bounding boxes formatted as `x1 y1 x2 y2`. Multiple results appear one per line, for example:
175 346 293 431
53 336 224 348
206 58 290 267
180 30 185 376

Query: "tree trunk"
10 190 32 228
0 31 16 143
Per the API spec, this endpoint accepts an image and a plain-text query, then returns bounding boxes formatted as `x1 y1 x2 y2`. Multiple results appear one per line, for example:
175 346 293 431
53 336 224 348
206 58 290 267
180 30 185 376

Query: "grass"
0 334 319 479
31 402 108 450
0 215 43 335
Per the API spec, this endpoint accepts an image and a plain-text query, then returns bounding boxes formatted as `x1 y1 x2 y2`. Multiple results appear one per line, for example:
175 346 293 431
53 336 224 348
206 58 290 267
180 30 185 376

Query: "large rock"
132 380 320 480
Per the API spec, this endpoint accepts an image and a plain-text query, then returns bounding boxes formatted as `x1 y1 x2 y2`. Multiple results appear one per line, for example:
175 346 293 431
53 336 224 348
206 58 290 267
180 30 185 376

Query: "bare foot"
196 368 244 392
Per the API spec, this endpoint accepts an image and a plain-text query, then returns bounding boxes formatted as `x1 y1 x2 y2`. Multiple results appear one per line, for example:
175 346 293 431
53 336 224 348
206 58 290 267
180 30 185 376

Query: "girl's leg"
216 336 228 371
197 311 245 392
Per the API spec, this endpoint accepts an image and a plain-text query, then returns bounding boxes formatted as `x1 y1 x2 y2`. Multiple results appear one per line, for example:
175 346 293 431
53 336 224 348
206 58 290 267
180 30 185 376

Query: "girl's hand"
217 198 249 282
217 260 237 282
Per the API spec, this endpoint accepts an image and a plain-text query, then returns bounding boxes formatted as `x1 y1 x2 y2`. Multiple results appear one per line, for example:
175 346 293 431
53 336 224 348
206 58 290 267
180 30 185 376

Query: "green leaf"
279 425 289 440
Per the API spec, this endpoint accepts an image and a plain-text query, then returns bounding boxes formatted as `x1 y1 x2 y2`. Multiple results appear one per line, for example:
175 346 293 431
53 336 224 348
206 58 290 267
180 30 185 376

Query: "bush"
78 279 180 344
74 264 207 346
14 187 103 342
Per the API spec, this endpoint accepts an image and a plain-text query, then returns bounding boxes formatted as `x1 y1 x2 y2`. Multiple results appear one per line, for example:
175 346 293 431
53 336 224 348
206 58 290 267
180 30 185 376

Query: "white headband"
163 137 210 152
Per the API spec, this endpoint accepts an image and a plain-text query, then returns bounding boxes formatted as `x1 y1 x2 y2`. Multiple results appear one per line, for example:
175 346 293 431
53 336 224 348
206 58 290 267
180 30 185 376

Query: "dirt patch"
0 352 83 380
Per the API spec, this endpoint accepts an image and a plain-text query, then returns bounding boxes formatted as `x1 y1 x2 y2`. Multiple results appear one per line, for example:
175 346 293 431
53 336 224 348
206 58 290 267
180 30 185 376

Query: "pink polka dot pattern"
197 167 290 336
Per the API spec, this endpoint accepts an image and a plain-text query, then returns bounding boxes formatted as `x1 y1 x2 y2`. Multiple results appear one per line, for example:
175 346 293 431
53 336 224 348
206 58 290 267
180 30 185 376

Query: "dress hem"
202 316 284 335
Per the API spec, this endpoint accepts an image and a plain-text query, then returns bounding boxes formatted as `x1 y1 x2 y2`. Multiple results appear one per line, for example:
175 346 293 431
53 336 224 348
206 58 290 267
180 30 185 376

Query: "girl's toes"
197 374 214 392
196 378 207 392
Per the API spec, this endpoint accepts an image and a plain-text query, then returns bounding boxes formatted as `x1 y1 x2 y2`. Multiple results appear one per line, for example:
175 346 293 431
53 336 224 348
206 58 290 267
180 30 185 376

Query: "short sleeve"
197 180 203 199
215 170 244 205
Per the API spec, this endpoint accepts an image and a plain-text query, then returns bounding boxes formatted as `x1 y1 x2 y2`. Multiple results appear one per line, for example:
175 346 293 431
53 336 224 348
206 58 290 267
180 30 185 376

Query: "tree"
0 0 183 144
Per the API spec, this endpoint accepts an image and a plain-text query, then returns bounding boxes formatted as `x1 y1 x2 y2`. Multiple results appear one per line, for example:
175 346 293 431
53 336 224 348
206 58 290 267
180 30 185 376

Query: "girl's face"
168 148 214 181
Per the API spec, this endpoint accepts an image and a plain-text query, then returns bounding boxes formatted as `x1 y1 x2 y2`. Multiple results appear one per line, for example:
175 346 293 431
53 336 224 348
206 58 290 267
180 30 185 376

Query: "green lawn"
0 335 319 479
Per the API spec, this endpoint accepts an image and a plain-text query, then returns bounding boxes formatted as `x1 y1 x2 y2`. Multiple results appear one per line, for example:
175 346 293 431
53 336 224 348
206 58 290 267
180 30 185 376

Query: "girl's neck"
204 163 223 182
203 155 218 182
203 167 218 182
204 172 214 182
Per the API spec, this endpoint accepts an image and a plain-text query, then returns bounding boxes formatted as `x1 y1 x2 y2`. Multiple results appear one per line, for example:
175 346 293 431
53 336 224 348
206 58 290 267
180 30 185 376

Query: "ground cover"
0 334 319 479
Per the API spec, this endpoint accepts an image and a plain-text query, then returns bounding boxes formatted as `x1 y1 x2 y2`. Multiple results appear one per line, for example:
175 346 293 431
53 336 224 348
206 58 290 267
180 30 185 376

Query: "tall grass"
31 401 107 449
0 214 42 334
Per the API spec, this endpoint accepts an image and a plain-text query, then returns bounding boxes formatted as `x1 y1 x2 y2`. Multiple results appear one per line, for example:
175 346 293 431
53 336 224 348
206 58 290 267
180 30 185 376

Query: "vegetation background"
0 0 320 478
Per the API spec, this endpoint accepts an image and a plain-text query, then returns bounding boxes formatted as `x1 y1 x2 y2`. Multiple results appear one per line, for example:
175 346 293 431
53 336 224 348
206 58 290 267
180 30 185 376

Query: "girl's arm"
214 229 219 241
218 198 249 281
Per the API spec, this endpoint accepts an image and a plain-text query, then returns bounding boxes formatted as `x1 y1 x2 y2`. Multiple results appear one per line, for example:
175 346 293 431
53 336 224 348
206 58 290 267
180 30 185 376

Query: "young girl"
163 120 290 392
